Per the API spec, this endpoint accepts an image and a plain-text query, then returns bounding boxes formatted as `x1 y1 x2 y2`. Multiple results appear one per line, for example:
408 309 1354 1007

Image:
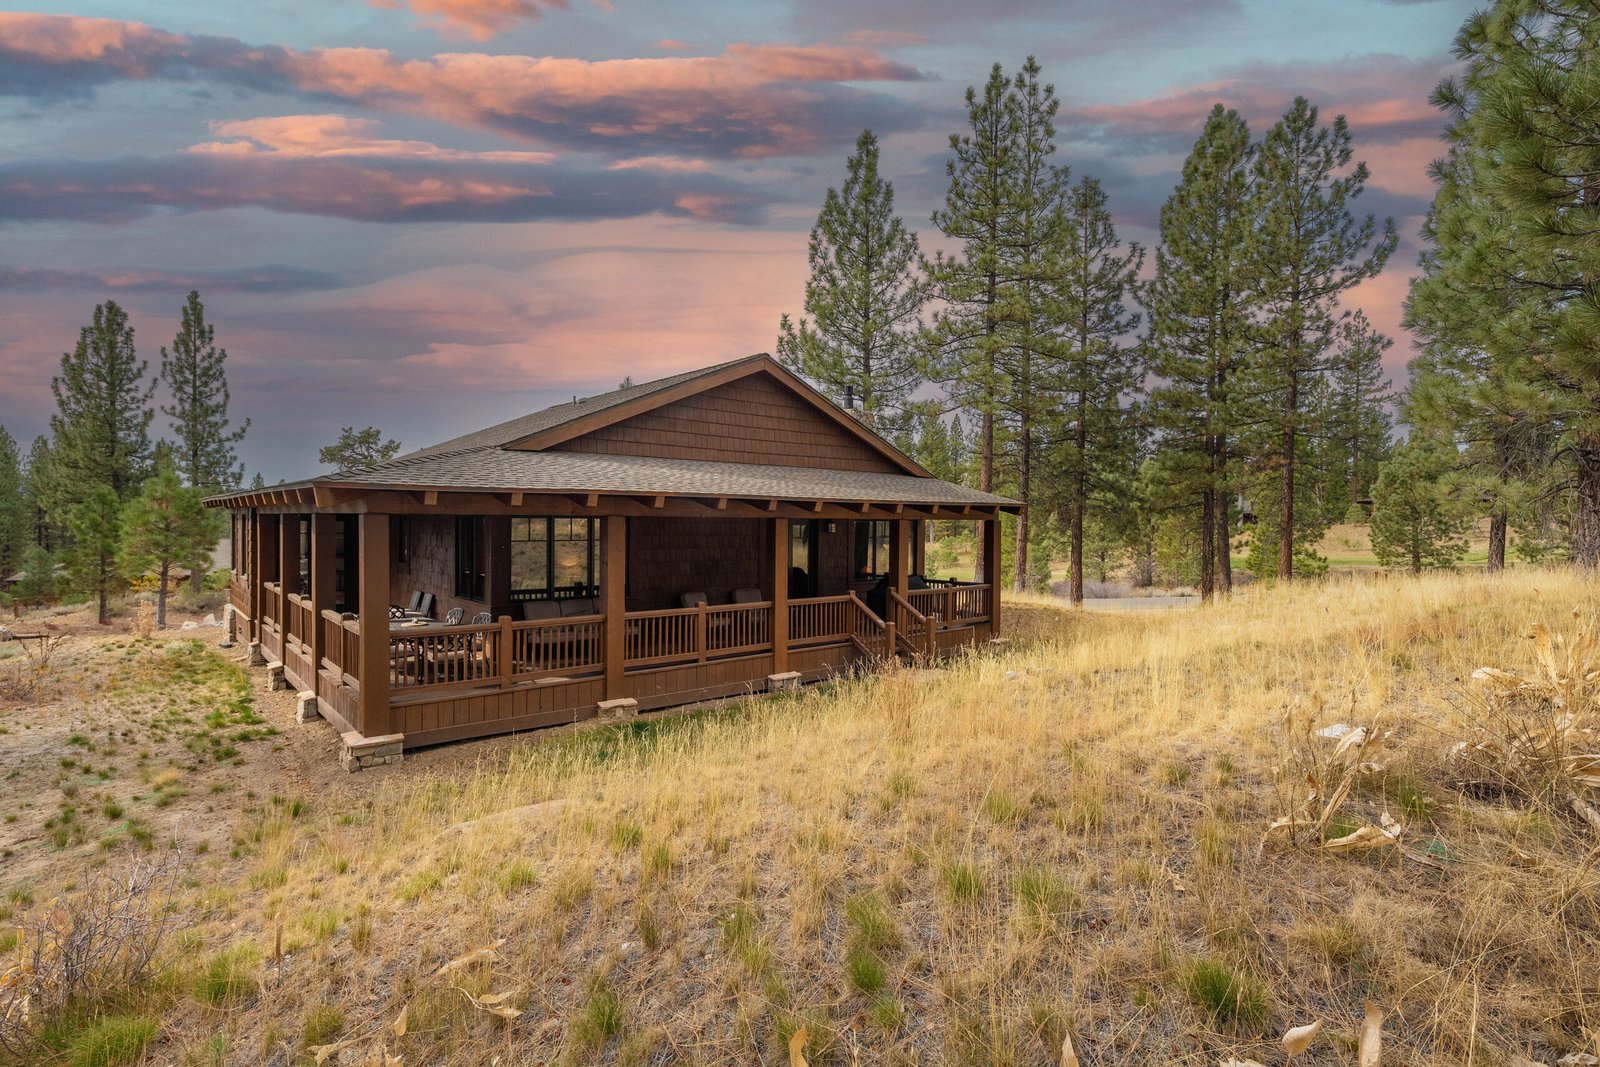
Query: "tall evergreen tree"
21 436 61 552
778 130 925 420
994 57 1074 590
1247 97 1395 581
1054 175 1144 604
161 291 248 495
1370 437 1470 572
50 300 154 514
0 426 24 581
66 486 122 625
926 63 1020 578
1144 105 1255 600
1416 1 1600 567
119 458 221 629
319 427 400 472
1327 311 1394 512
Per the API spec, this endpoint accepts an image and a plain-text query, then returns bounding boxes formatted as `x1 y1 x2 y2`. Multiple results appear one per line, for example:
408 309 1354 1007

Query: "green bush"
192 946 256 1007
66 1015 159 1067
1183 956 1269 1029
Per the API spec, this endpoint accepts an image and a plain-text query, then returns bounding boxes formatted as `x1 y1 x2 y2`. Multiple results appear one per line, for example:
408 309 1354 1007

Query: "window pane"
511 518 548 592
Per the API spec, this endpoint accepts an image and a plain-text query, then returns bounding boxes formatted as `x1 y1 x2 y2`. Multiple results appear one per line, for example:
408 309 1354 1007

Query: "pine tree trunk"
157 562 169 629
1575 432 1600 570
1278 373 1298 582
97 563 108 626
1216 472 1233 595
1200 487 1216 601
1069 388 1087 605
1488 509 1507 573
1013 413 1031 592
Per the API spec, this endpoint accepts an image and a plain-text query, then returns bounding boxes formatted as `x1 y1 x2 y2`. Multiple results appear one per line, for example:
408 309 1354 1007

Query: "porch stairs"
846 591 939 664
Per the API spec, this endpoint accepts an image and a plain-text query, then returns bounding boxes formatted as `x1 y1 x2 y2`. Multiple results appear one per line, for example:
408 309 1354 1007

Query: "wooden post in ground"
356 514 391 737
277 514 298 643
983 517 1002 638
889 518 909 601
250 511 276 650
308 513 336 682
602 515 626 700
770 518 789 674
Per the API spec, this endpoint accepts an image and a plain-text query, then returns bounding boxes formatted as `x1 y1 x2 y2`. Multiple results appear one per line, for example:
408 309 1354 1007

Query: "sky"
0 0 1475 481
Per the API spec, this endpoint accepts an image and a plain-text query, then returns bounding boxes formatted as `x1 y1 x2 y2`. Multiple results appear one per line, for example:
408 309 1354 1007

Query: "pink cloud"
0 15 926 158
369 0 569 41
191 114 556 163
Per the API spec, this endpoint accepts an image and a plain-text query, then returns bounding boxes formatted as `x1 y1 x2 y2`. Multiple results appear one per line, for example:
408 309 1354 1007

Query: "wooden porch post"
602 515 626 700
770 518 788 674
250 511 275 642
278 514 298 642
983 517 1002 637
357 514 391 737
889 518 909 600
308 513 337 680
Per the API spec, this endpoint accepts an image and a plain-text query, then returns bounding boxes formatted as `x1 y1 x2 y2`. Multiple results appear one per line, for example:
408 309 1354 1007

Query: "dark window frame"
853 519 892 579
455 516 486 601
509 517 597 600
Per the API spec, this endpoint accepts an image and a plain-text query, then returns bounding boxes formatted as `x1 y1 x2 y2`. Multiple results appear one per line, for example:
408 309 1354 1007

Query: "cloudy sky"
0 0 1472 480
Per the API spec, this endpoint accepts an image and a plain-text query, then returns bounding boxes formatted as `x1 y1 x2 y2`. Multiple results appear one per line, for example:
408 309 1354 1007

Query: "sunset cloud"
369 0 571 41
191 114 556 163
0 14 926 158
0 153 766 224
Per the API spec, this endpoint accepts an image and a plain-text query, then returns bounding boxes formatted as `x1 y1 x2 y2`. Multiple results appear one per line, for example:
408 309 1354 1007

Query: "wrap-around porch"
230 506 1002 749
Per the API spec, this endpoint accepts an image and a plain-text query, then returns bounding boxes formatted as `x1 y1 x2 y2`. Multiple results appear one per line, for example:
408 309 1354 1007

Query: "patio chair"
407 591 424 613
730 587 762 604
443 607 465 626
417 592 435 618
470 611 492 625
679 591 708 609
388 604 406 620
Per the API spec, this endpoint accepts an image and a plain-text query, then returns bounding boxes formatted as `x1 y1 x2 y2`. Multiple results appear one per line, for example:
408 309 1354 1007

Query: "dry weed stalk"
0 849 184 1056
1263 694 1403 857
1455 613 1600 833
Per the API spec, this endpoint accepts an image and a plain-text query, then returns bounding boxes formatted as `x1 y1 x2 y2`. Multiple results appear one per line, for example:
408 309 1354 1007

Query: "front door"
788 520 816 598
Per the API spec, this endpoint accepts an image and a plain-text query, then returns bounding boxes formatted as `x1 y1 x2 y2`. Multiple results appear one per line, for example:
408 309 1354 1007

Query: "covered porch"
228 496 1003 751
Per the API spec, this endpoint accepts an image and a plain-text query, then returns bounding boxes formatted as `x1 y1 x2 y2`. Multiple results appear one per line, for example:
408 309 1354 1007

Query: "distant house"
207 355 1018 759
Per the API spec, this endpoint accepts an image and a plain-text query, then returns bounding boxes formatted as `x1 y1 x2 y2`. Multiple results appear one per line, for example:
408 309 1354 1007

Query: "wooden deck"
248 583 994 748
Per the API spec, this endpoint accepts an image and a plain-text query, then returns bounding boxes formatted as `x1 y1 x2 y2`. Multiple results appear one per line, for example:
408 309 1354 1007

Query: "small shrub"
300 1004 345 1049
844 945 887 995
844 891 899 951
573 984 624 1049
497 861 537 894
980 789 1025 824
65 1015 159 1067
193 946 257 1008
1013 866 1077 923
1183 956 1269 1029
938 860 984 905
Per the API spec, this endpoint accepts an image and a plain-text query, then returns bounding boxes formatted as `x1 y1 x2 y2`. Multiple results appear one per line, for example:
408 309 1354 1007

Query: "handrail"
623 601 773 668
846 592 891 660
887 589 933 659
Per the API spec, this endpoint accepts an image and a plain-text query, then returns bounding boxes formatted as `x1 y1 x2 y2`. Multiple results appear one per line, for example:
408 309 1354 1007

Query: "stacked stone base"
341 731 404 771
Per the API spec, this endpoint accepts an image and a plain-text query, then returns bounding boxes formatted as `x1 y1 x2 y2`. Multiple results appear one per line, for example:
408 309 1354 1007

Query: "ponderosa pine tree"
50 301 154 515
161 291 248 495
1370 437 1469 572
21 436 61 552
119 458 220 629
66 486 122 625
318 427 400 473
1247 97 1395 581
1417 1 1600 568
926 64 1019 577
0 427 24 581
1327 311 1394 513
1055 175 1143 604
778 130 924 421
1144 105 1255 600
994 57 1074 590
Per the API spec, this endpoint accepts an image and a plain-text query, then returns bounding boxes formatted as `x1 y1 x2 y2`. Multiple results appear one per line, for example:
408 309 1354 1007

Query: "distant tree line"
780 4 1600 595
0 292 241 625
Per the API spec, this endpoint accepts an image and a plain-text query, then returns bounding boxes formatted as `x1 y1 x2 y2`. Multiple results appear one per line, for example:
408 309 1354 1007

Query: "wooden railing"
389 615 606 694
286 592 314 644
320 609 361 684
228 575 249 617
907 582 992 631
789 596 851 646
887 590 932 658
623 602 773 668
261 581 280 627
847 592 891 659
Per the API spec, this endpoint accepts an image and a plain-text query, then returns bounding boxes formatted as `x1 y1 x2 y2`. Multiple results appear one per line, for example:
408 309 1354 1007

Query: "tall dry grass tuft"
11 567 1600 1064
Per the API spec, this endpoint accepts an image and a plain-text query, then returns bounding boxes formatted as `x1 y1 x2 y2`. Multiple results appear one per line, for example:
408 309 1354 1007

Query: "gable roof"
399 354 927 477
207 355 1019 511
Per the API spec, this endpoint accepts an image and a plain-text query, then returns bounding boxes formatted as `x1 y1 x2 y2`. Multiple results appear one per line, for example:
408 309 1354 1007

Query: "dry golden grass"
8 568 1600 1066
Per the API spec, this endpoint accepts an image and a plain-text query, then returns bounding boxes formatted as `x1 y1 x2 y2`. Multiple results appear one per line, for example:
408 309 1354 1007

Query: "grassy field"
3 570 1600 1065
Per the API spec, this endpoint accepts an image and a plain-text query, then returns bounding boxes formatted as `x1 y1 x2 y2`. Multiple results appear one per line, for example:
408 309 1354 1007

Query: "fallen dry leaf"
1360 1001 1383 1067
1218 1059 1268 1067
1322 824 1401 853
434 938 507 977
311 1037 359 1065
790 1025 809 1067
392 1005 408 1039
1061 1032 1079 1067
1282 1018 1322 1057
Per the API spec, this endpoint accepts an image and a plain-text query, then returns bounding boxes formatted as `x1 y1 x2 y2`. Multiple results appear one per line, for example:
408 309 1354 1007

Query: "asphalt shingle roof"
332 448 1014 506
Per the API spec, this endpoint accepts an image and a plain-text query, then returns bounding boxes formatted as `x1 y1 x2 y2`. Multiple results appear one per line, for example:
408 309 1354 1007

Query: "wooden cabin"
207 355 1019 764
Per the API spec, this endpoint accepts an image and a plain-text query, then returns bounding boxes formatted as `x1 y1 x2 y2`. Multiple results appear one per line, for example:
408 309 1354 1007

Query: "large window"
511 518 596 599
455 516 486 600
853 520 892 579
